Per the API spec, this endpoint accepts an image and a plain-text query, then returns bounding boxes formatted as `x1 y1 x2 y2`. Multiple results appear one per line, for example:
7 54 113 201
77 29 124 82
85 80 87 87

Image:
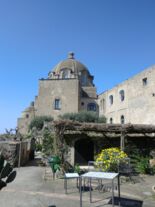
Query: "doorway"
74 139 94 165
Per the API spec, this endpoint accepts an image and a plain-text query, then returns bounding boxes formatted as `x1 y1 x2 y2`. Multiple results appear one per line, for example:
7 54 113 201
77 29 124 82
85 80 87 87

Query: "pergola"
52 120 155 151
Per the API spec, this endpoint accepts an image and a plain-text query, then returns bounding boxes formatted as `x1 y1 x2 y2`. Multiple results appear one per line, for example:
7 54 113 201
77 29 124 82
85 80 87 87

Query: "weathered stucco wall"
35 79 80 119
99 65 155 124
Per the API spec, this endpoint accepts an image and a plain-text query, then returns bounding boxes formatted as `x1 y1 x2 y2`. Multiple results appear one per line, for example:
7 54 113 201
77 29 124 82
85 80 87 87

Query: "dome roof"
52 52 89 75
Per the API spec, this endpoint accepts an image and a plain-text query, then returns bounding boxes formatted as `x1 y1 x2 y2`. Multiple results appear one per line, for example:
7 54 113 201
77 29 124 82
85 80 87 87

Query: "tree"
29 116 53 131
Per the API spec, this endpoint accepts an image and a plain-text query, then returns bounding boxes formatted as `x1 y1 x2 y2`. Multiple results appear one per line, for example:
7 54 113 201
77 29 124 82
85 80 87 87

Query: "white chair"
64 173 79 194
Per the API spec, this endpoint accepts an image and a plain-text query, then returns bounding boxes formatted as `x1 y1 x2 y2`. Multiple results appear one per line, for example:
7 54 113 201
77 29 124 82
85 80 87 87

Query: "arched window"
26 114 29 119
120 115 125 124
119 90 125 101
109 95 113 105
110 117 113 124
142 77 147 86
81 72 87 86
87 103 96 111
62 69 69 79
100 99 105 111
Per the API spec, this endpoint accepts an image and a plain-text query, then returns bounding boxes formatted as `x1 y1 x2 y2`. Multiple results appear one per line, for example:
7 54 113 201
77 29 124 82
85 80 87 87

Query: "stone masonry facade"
18 53 155 134
99 65 155 125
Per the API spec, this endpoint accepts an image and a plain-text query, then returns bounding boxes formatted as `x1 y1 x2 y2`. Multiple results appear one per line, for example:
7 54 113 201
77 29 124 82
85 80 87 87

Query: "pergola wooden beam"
50 120 155 153
52 120 155 134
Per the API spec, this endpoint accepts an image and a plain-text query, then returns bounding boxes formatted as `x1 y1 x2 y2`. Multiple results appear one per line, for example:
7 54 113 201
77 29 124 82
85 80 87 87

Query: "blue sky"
0 0 155 133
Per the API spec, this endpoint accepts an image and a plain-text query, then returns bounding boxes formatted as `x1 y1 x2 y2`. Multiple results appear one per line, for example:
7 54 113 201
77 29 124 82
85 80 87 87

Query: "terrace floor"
0 159 155 207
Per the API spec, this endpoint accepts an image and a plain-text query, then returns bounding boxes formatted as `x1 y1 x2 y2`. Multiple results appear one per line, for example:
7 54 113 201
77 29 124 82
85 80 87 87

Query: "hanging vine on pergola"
54 122 67 163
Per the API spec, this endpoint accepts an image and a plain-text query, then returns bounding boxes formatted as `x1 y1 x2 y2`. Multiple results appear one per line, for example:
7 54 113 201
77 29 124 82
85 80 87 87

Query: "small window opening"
26 114 29 118
119 90 125 101
62 69 69 79
109 95 113 105
110 118 113 124
54 99 61 110
120 115 125 124
142 78 147 86
81 73 87 86
87 103 96 111
100 99 105 111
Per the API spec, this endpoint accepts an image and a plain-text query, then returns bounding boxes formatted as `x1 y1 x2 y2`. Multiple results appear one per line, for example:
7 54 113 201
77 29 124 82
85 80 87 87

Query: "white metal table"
79 171 120 207
64 173 79 194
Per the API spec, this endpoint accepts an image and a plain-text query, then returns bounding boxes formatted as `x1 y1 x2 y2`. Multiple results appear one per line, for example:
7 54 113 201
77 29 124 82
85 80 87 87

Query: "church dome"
48 52 94 86
50 52 90 75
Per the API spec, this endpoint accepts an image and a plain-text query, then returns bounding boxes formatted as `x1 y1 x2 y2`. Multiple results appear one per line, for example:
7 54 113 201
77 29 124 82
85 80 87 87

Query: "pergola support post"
120 131 125 151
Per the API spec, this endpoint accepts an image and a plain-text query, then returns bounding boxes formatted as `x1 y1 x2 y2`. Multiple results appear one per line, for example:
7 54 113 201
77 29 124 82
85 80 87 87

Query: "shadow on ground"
79 186 93 191
108 196 143 207
48 206 56 207
24 158 42 167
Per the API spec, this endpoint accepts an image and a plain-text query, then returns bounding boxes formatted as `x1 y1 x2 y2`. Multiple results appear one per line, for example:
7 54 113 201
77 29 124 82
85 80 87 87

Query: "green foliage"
132 154 155 174
0 133 15 140
0 155 16 190
98 116 107 123
60 111 106 123
74 163 81 173
42 129 54 156
52 163 60 172
35 143 42 151
29 116 53 130
49 156 61 173
76 111 98 122
60 113 75 121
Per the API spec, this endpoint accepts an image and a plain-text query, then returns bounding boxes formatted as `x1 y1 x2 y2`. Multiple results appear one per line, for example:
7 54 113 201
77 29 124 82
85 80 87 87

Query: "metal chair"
118 157 135 183
88 161 103 172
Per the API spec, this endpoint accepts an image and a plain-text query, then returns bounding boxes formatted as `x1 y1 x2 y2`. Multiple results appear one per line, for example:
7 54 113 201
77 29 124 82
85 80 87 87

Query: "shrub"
95 147 127 172
98 116 107 123
76 111 98 122
42 128 54 156
132 155 155 174
35 143 42 152
60 111 106 123
59 113 75 121
29 116 53 130
74 163 81 174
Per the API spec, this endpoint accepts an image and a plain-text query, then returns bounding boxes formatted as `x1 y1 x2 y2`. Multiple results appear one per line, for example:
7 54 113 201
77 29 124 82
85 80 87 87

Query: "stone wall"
35 79 80 119
99 65 155 124
0 140 32 166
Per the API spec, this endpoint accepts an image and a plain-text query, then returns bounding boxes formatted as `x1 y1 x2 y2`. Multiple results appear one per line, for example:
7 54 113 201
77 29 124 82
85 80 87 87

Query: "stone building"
98 65 155 125
17 52 98 134
17 53 155 165
18 53 155 133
